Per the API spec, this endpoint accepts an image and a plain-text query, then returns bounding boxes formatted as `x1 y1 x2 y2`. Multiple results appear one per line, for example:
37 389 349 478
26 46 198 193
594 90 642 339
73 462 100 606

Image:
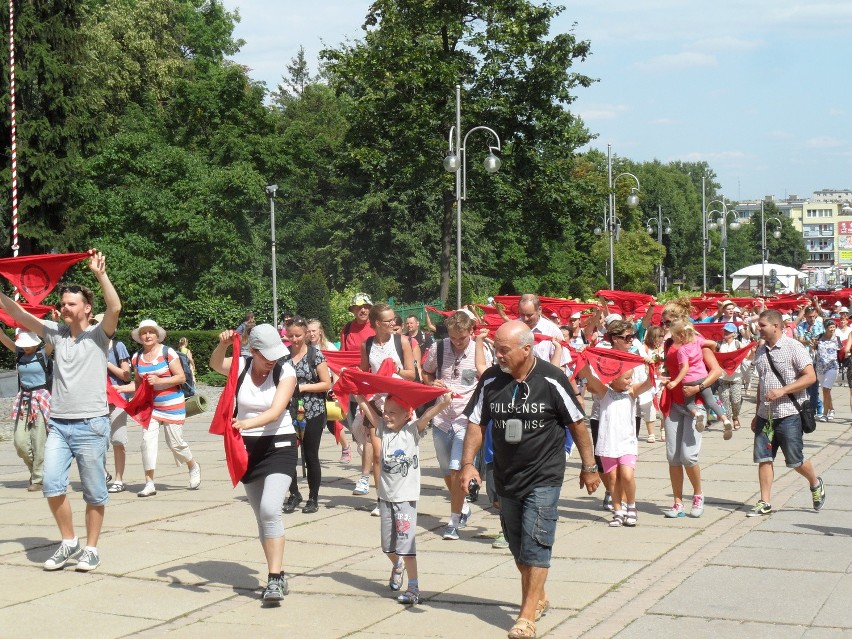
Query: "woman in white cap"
210 323 298 604
115 319 200 496
0 328 53 491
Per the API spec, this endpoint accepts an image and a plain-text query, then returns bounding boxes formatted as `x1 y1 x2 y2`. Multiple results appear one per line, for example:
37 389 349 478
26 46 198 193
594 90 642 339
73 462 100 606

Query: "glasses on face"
615 334 636 342
662 320 671 327
378 318 395 325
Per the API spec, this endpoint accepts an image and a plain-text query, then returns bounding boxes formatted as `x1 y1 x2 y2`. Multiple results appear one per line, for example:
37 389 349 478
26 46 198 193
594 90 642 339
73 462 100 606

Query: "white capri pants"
141 420 194 470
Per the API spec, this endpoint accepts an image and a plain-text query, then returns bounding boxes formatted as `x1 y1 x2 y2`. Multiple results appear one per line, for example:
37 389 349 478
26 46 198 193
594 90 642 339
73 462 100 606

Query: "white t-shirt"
377 419 421 502
529 316 570 366
596 387 639 458
236 358 297 437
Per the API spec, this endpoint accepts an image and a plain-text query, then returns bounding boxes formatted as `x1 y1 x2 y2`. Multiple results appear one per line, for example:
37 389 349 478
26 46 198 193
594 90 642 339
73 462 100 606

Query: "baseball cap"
835 301 842 307
825 319 837 328
570 311 582 319
723 322 738 334
249 323 288 361
841 307 849 313
604 313 623 326
782 314 792 321
349 292 373 309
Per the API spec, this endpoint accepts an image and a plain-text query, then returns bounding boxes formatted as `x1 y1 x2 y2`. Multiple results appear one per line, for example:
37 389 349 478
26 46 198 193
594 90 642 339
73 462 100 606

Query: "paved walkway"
0 385 850 638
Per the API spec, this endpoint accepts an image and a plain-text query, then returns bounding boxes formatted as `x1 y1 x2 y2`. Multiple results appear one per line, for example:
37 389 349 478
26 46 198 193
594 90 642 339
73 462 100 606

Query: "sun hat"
349 292 373 311
14 331 41 348
248 323 288 361
131 319 166 344
723 322 738 334
841 307 849 313
570 311 582 319
604 313 623 326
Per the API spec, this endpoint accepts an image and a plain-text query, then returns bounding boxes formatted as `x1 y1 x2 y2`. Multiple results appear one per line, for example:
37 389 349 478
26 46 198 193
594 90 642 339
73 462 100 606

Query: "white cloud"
577 104 630 121
633 51 718 73
829 107 845 116
692 36 762 52
806 136 845 149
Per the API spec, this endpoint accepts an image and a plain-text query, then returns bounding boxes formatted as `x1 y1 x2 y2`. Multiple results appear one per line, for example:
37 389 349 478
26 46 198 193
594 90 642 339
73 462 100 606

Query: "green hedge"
0 329 228 386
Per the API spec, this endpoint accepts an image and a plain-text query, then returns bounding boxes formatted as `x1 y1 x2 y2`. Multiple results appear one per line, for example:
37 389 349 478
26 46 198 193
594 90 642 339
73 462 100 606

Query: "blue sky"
220 1 852 202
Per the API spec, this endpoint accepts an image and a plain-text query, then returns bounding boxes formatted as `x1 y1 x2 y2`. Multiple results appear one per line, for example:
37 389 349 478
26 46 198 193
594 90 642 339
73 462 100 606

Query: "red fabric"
663 342 685 410
424 305 455 318
107 380 154 428
332 420 344 445
0 252 90 304
636 303 664 326
714 343 755 376
689 297 722 314
491 296 597 323
694 322 740 341
0 303 55 328
594 290 654 315
763 297 806 313
208 335 249 487
580 347 646 384
334 365 449 411
492 295 521 315
322 350 362 375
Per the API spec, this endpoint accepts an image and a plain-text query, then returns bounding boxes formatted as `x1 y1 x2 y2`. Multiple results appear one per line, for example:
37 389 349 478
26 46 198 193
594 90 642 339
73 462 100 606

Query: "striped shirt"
754 335 812 420
133 346 185 423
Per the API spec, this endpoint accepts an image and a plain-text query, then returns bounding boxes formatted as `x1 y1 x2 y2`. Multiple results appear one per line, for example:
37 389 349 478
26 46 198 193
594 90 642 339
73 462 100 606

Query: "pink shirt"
677 335 709 383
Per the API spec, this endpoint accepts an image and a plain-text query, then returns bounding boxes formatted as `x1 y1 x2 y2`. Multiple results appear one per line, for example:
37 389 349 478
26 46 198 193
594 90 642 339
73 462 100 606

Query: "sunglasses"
662 320 672 326
452 354 466 379
60 285 83 294
614 334 636 341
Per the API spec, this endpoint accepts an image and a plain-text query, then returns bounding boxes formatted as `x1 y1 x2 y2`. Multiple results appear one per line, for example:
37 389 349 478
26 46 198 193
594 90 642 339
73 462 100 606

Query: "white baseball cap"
249 323 288 361
604 313 623 326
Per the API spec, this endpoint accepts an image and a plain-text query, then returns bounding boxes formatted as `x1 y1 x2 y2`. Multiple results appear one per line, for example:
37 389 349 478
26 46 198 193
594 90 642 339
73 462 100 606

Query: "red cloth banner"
322 350 362 375
594 290 654 315
579 347 647 384
334 365 449 411
0 252 90 304
694 322 741 341
0 303 55 328
107 380 154 428
209 335 249 487
714 343 755 376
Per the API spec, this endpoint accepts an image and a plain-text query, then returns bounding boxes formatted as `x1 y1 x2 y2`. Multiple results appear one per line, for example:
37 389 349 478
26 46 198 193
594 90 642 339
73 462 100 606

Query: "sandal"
609 512 625 527
733 418 741 431
624 508 638 527
388 561 405 591
397 588 420 605
107 482 125 493
535 599 550 621
508 617 536 639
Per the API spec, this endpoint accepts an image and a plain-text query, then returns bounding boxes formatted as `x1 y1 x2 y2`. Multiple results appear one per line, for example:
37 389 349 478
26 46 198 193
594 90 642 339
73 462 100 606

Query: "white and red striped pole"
8 0 16 261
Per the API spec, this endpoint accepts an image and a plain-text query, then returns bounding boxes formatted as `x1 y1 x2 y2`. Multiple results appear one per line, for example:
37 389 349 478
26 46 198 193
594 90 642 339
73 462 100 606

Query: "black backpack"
17 347 53 391
234 355 285 418
133 345 196 398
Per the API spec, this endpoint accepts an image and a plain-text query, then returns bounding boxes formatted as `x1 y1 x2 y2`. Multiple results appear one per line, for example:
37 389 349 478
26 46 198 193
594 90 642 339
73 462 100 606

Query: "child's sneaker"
689 494 705 518
340 446 352 464
694 412 706 432
352 475 370 495
663 502 686 518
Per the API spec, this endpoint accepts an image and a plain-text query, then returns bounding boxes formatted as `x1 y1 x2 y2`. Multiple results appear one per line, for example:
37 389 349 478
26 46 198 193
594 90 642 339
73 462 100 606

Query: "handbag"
764 350 816 434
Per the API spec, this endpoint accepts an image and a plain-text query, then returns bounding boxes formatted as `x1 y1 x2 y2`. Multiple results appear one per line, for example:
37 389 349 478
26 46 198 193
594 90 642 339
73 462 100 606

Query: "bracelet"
461 462 475 469
698 383 705 391
581 465 598 473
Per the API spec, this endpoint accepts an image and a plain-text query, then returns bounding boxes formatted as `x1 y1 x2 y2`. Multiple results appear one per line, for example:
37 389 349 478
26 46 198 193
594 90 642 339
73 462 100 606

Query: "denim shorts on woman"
499 485 561 568
43 416 110 505
753 414 804 468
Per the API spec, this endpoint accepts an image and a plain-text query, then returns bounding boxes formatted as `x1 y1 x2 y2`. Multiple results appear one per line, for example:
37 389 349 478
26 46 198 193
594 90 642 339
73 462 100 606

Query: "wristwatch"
581 465 598 473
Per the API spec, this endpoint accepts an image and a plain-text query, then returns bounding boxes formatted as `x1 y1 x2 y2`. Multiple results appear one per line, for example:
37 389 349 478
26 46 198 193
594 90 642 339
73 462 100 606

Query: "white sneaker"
353 475 370 495
137 482 157 497
826 409 835 422
189 463 201 489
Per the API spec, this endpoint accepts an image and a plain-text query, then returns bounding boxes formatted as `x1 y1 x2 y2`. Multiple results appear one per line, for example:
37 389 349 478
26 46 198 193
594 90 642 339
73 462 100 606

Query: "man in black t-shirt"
460 321 599 638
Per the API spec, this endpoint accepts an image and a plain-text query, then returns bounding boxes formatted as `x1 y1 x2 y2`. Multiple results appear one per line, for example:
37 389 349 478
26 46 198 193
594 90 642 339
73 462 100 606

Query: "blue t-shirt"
17 348 49 390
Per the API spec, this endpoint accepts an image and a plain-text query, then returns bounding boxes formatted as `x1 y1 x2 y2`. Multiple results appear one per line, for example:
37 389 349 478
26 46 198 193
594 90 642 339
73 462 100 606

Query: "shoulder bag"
764 349 816 434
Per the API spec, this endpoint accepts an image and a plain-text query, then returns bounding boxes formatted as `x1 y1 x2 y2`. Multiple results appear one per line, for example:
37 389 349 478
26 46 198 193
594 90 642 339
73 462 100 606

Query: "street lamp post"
702 176 707 292
443 84 502 309
645 205 671 292
603 144 640 289
266 184 279 327
760 200 782 296
707 199 741 292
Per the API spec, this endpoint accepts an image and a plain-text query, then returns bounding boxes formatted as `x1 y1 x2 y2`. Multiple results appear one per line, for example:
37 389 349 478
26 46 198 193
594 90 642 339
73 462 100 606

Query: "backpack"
364 334 404 367
435 338 493 373
234 356 285 419
17 347 53 392
133 345 196 398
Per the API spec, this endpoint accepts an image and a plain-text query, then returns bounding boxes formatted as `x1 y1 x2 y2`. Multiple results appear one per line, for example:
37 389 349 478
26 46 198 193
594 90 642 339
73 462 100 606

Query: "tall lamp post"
602 144 640 289
645 205 671 292
443 84 502 309
266 184 279 326
760 199 782 296
707 199 741 291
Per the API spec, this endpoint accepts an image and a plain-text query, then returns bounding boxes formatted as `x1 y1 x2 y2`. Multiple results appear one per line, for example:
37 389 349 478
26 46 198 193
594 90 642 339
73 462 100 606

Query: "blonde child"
583 363 654 527
356 391 452 605
665 320 732 433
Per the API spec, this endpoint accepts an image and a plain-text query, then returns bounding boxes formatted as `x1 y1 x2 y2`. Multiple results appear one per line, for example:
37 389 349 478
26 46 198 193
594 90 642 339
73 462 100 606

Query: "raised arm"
89 250 121 337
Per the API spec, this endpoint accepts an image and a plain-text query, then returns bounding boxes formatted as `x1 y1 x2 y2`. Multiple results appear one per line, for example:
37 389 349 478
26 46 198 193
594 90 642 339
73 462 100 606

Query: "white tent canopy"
730 263 807 293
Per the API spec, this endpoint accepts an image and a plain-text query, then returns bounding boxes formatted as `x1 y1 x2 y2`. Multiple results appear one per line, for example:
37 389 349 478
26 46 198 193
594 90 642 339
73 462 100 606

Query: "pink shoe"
340 446 352 464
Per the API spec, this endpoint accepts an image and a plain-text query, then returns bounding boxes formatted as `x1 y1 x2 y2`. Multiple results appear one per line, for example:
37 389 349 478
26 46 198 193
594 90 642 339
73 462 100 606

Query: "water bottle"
295 399 306 441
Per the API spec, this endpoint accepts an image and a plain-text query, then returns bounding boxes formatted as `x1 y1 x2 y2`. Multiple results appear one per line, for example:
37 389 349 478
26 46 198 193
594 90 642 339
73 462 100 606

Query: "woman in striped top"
117 319 201 497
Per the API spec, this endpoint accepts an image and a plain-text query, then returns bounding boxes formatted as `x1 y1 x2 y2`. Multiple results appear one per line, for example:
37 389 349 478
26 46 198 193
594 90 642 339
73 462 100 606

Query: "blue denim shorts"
753 414 804 468
43 416 110 505
432 424 466 476
499 485 561 568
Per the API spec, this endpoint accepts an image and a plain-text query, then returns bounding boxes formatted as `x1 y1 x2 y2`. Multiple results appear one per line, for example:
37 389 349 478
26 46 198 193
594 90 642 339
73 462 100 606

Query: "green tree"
294 271 332 331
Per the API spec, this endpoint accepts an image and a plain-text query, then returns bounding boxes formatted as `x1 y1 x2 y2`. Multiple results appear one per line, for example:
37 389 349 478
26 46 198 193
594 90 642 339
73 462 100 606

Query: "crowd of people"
3 272 839 638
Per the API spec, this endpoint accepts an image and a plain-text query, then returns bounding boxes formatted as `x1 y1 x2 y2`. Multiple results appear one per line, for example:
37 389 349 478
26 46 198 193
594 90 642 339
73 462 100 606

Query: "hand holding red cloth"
714 343 755 376
0 303 56 328
580 346 649 384
322 350 361 375
106 380 154 428
334 364 451 411
208 335 249 486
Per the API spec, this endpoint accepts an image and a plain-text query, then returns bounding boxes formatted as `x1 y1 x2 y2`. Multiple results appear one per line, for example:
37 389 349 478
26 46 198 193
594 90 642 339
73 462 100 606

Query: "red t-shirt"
340 320 375 352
